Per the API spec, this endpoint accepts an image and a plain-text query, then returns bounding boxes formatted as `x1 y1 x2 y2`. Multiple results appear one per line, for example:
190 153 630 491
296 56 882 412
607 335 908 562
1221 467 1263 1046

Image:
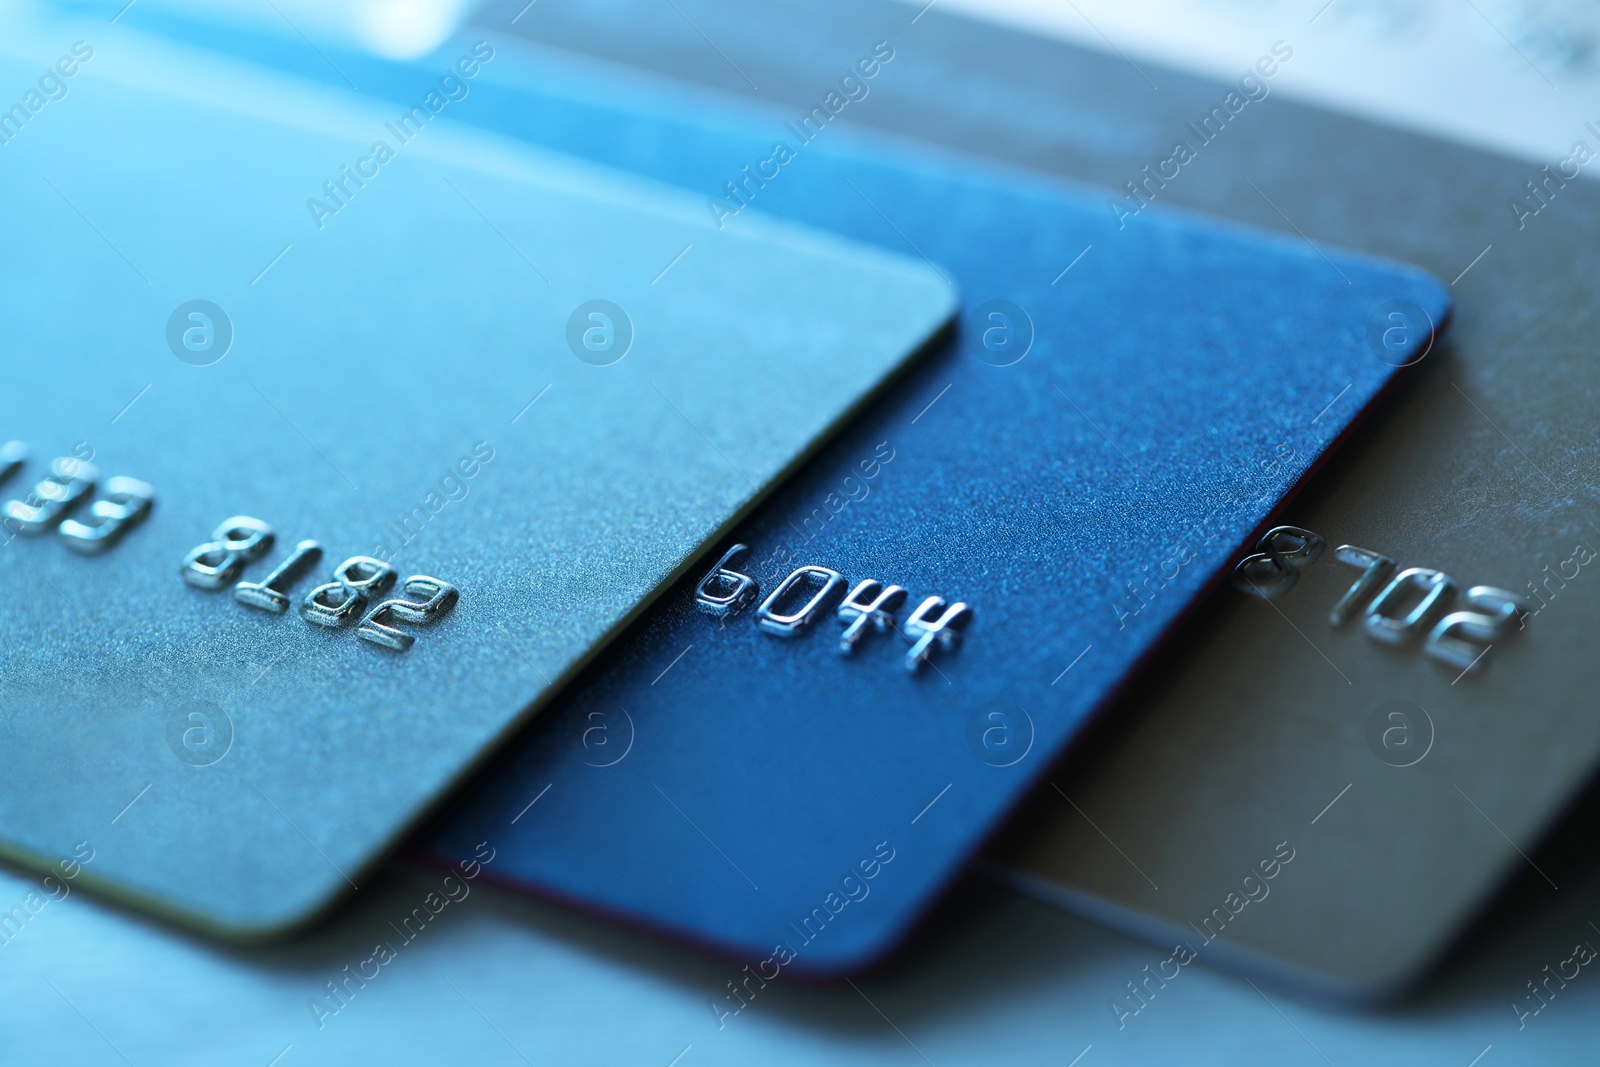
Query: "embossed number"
235 540 323 613
836 579 907 653
1426 586 1528 671
181 516 274 589
1363 567 1458 644
904 596 973 672
1328 545 1398 625
301 556 397 628
1243 533 1527 675
756 566 845 637
58 477 155 554
2 456 98 535
693 544 759 617
357 576 459 651
1232 525 1326 600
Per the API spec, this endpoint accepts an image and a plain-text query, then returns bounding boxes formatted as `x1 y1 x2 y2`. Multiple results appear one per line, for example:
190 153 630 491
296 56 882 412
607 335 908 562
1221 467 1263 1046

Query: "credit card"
363 29 1452 972
495 0 1600 997
933 23 1600 1004
0 34 953 935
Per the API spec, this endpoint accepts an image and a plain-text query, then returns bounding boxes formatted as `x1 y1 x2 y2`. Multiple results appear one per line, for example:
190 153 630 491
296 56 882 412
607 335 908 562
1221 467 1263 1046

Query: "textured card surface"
366 30 1453 972
481 0 1600 997
0 39 954 935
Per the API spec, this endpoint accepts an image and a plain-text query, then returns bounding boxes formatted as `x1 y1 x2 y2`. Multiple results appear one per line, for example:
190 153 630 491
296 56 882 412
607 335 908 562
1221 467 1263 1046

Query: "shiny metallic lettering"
1328 544 1398 625
234 540 323 613
301 556 397 628
1231 525 1326 600
1241 530 1527 673
181 516 274 590
694 544 759 617
903 595 972 672
1261 525 1324 568
357 576 459 651
2 456 97 535
836 579 907 653
756 565 845 637
1363 567 1458 644
695 548 973 671
1426 586 1529 671
57 476 154 554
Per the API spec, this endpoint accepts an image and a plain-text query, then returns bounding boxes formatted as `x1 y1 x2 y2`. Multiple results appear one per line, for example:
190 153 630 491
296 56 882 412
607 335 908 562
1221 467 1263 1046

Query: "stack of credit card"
404 36 1445 973
464 0 1599 1002
19 0 1585 1018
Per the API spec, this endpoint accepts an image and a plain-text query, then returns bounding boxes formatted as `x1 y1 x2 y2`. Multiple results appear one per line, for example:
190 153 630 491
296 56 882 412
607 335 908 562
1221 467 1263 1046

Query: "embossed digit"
300 556 397 628
1259 526 1325 569
1329 545 1398 625
180 516 274 589
58 476 155 554
1231 552 1295 598
2 456 98 535
756 566 845 637
836 579 907 653
1425 586 1529 671
903 595 972 672
1363 567 1458 645
693 544 759 617
235 540 323 613
357 576 459 651
1232 526 1325 600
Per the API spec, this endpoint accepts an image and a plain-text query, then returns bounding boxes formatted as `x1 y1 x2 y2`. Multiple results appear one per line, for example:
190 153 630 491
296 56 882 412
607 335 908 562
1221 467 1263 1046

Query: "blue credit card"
395 41 1453 972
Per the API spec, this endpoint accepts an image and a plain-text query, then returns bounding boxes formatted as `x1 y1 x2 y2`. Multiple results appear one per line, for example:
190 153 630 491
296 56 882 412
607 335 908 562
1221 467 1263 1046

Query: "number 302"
180 516 457 652
1231 526 1526 675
